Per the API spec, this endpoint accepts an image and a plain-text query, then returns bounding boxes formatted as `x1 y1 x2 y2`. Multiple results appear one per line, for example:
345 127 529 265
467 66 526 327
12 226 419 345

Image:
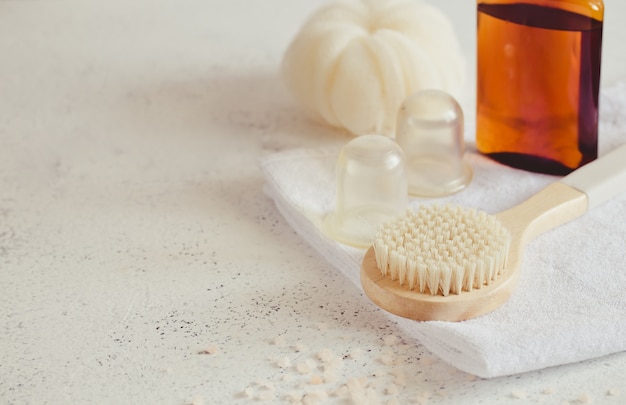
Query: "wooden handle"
561 144 626 210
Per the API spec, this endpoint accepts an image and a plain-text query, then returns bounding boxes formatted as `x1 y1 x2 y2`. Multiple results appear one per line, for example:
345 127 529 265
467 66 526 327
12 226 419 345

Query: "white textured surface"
1 1 625 404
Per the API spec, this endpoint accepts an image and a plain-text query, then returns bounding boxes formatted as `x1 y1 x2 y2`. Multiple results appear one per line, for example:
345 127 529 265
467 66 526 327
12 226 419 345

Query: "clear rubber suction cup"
323 134 408 248
396 89 472 197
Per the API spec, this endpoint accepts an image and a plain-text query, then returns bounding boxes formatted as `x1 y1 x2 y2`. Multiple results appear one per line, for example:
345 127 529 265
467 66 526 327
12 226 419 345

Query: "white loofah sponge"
282 0 466 137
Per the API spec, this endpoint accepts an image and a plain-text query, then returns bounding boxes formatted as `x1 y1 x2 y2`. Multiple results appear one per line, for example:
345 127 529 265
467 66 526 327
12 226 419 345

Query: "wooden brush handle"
561 144 626 210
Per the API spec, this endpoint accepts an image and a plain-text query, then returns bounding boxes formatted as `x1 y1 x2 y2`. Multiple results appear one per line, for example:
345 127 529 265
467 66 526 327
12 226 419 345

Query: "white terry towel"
260 82 626 378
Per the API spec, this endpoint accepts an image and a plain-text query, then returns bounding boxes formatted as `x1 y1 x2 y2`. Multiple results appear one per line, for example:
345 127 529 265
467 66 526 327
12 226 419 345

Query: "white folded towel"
260 82 626 378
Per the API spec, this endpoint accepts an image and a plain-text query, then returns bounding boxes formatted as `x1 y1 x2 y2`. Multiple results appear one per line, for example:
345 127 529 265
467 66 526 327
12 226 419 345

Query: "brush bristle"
373 205 510 296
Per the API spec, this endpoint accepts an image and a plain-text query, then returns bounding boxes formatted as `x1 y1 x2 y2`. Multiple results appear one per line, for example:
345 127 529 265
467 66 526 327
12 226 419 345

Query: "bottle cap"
395 89 472 197
323 134 408 248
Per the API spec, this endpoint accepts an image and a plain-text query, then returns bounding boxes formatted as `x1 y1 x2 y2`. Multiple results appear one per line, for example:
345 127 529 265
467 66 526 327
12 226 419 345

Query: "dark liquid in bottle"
476 3 602 175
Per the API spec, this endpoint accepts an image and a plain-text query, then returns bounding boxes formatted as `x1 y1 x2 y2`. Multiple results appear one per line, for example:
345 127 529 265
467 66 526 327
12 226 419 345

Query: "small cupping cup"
323 134 408 248
396 89 472 197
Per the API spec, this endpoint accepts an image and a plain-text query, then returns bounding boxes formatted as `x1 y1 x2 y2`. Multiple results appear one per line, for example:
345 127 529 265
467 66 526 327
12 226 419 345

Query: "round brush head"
372 204 510 296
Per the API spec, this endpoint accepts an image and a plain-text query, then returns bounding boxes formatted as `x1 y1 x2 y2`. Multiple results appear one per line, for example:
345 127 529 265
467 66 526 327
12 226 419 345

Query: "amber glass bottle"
476 0 604 175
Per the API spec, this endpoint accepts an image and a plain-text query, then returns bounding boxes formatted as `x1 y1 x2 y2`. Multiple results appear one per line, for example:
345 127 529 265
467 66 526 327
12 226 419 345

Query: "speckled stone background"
1 0 625 404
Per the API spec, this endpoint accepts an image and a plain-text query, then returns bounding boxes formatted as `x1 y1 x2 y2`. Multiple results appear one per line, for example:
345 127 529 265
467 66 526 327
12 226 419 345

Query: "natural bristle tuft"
373 205 510 296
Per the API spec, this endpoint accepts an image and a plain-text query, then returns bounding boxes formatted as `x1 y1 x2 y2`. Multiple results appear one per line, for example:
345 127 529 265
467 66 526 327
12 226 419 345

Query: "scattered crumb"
323 356 342 372
302 390 328 405
243 387 254 398
317 349 335 363
542 387 554 395
607 388 620 396
371 368 386 378
294 344 308 353
272 336 286 346
256 380 275 391
198 345 218 355
392 372 406 387
511 389 527 399
435 391 448 399
244 324 465 404
383 335 398 346
333 385 349 397
296 362 311 374
309 375 324 385
393 355 406 366
367 374 385 390
347 377 367 394
276 356 291 369
415 391 430 405
345 377 383 405
349 348 363 359
347 381 376 405
323 369 338 383
190 395 204 405
297 359 316 375
577 393 592 404
385 383 399 395
380 352 395 366
284 391 302 404
364 387 380 404
258 390 276 401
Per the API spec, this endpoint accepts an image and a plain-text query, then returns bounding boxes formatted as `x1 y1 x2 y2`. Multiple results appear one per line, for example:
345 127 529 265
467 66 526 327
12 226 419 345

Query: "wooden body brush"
361 144 626 322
